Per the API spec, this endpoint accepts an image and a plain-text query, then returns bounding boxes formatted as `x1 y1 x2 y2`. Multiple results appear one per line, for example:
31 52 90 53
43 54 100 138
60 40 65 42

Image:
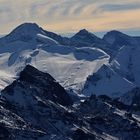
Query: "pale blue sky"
0 0 140 36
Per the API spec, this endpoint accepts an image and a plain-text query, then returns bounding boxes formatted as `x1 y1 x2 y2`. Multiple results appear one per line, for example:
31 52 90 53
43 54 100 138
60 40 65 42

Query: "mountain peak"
72 28 102 39
103 30 131 46
4 22 44 42
73 29 97 38
104 30 128 38
2 65 73 106
107 30 122 34
9 22 42 36
12 22 41 32
21 64 40 73
70 29 106 47
78 29 89 35
19 64 55 83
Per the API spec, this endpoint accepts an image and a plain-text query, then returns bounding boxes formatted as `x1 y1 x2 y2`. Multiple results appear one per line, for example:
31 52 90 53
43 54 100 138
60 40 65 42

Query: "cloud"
0 0 140 34
99 2 140 12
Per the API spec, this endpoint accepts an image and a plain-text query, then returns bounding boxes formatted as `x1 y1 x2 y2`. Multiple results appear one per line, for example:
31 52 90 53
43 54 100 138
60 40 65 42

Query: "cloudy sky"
0 0 140 36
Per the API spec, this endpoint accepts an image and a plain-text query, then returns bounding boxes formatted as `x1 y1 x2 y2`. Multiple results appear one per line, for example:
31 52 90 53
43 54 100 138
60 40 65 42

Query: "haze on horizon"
0 0 140 36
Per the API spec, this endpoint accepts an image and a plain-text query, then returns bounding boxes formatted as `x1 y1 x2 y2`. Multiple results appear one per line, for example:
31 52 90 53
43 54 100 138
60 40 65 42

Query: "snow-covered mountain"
1 22 140 139
0 23 109 94
82 64 134 97
0 22 140 100
77 30 140 99
0 23 58 45
103 30 140 50
69 29 115 57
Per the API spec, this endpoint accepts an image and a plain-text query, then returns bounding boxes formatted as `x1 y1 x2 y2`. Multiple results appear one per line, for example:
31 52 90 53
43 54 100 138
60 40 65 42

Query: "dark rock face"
0 65 74 139
0 65 140 140
72 128 95 140
2 65 73 106
78 96 140 140
0 124 11 140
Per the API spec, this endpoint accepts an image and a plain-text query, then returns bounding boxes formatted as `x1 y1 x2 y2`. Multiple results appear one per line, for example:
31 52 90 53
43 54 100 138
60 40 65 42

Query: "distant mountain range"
0 23 140 139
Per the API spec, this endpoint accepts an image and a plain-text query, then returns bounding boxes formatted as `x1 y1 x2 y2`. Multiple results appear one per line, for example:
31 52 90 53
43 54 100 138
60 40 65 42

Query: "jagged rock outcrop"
2 65 73 106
